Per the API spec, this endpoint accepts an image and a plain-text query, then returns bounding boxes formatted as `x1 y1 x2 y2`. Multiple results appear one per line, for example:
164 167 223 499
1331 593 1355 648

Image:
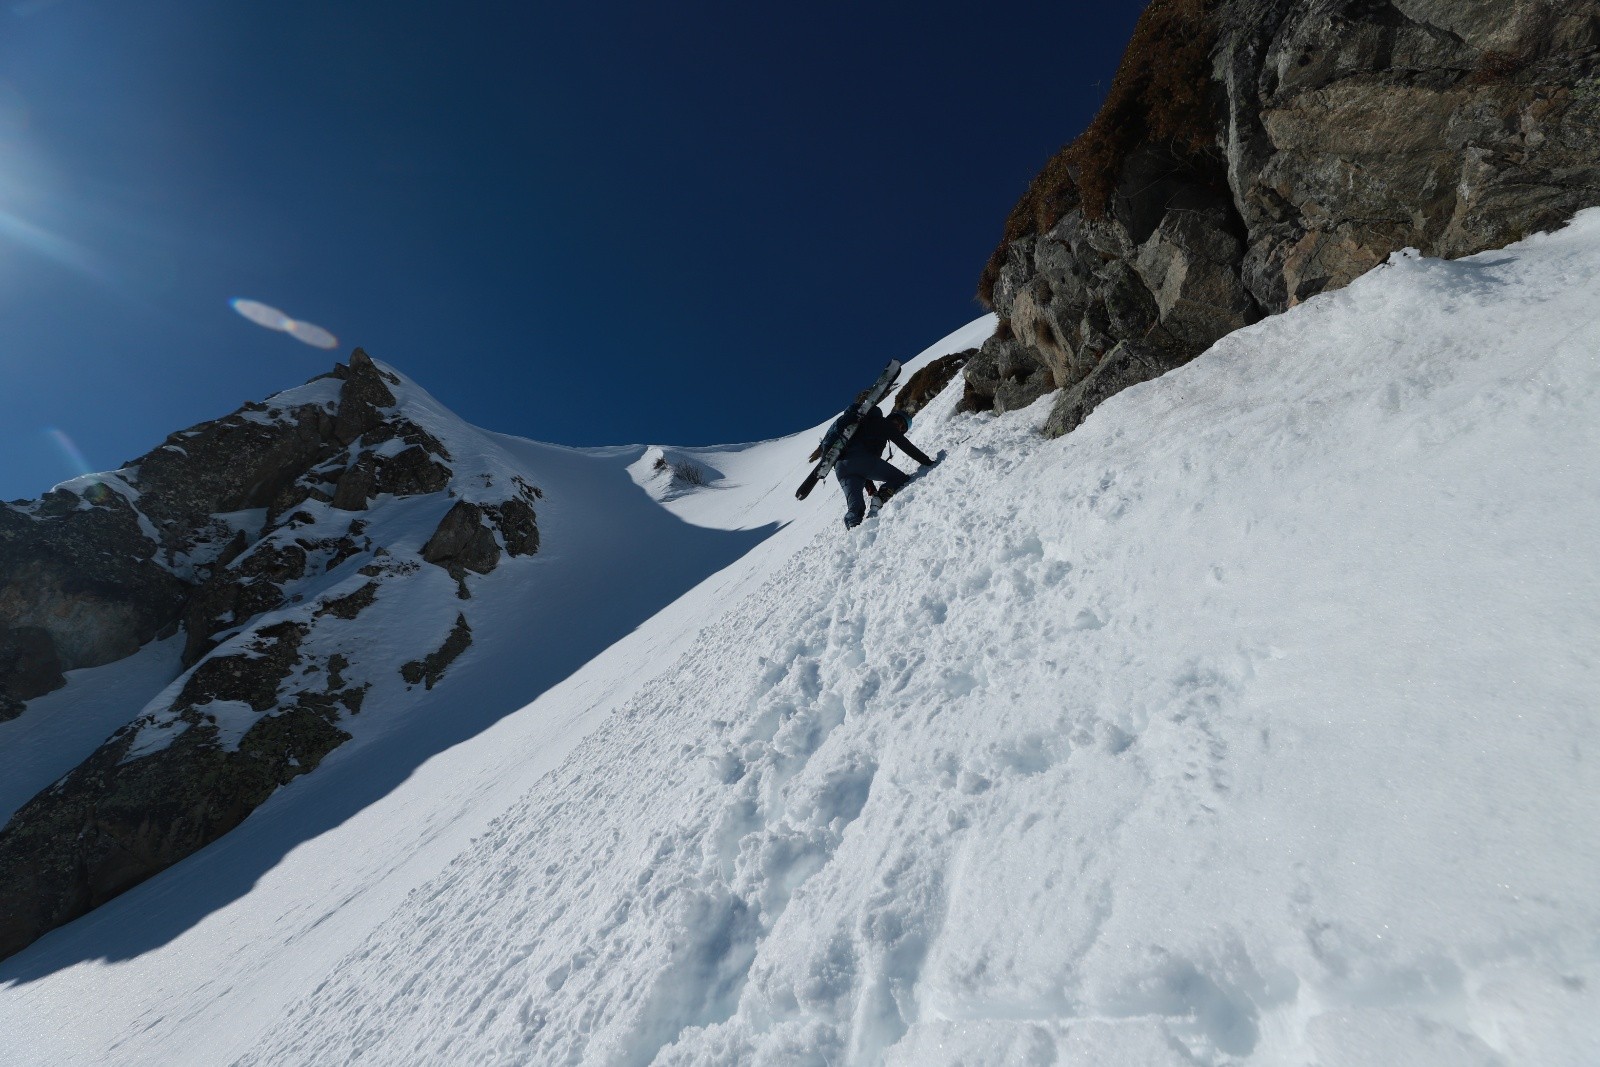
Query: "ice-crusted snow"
4 215 1599 1066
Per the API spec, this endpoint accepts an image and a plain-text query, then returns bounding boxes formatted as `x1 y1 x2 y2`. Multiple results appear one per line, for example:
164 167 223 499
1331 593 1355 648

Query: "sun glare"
0 84 106 283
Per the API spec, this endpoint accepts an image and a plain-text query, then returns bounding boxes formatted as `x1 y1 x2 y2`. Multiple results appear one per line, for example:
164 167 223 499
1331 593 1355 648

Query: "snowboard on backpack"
795 359 903 500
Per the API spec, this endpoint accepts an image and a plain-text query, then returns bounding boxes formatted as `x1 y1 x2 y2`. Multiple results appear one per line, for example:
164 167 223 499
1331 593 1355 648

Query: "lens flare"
286 319 337 349
0 93 110 284
230 297 339 349
43 427 115 500
45 427 91 475
230 298 293 330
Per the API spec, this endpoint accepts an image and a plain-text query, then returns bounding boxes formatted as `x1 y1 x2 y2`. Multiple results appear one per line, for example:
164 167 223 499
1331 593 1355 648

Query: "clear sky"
0 0 1146 500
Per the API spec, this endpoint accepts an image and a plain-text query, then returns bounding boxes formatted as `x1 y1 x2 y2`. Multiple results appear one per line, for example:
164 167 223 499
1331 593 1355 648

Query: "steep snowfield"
233 217 1600 1066
5 204 1599 1066
0 308 988 1064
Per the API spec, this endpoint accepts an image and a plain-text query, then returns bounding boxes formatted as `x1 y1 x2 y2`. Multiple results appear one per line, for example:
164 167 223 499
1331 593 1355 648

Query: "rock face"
0 620 358 960
0 627 62 722
420 497 541 584
0 486 189 710
0 349 541 962
973 0 1600 434
957 330 1057 416
1223 0 1600 308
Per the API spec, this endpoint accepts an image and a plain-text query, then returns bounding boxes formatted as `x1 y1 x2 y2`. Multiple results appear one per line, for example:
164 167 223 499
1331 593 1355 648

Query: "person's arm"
889 426 934 466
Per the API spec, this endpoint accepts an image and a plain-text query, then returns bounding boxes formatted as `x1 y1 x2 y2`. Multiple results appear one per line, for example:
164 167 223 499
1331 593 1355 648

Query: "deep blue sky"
0 0 1145 500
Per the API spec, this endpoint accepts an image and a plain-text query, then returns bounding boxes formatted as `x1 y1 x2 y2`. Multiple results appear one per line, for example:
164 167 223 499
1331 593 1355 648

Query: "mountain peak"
0 349 543 960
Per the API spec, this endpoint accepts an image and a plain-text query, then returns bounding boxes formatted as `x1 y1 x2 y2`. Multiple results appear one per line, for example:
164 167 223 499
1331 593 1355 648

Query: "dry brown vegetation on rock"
968 0 1600 441
894 350 974 417
979 0 1223 307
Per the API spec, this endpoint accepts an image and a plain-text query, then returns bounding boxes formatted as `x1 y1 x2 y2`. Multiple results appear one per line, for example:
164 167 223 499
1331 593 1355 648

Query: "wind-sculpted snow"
239 215 1600 1065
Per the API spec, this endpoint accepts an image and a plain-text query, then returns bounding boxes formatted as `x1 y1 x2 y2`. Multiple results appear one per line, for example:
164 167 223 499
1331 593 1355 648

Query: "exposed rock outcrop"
957 331 1056 416
420 490 541 585
421 502 505 580
895 350 974 418
0 484 189 712
0 619 360 962
973 0 1600 435
1222 0 1600 308
181 541 309 665
0 626 62 722
1041 339 1194 438
124 349 409 549
0 348 542 962
400 614 473 691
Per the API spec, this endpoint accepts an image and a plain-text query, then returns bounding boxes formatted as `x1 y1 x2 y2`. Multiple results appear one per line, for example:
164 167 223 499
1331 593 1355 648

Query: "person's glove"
924 450 946 468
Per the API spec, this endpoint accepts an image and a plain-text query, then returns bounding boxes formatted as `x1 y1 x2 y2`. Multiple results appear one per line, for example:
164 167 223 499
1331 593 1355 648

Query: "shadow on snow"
0 439 780 985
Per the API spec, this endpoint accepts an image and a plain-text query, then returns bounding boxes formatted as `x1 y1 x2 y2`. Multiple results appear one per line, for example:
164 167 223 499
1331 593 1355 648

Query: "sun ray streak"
0 208 104 279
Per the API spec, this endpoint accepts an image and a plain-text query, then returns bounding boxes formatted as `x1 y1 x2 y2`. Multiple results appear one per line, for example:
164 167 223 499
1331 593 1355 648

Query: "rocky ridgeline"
966 0 1600 435
0 350 540 961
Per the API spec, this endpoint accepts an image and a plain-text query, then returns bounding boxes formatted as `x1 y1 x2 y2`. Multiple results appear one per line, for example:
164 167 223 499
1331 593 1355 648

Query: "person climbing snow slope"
811 404 937 528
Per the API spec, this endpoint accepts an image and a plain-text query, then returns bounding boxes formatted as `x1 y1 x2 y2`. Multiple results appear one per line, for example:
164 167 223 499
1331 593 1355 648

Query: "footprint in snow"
1072 608 1106 630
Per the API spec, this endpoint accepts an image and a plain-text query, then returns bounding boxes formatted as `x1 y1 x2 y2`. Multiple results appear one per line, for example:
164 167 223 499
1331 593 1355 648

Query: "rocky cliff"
967 0 1600 435
0 351 540 961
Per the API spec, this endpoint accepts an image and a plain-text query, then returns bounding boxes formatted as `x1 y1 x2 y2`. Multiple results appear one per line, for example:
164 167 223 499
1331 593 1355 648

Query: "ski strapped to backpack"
795 359 902 500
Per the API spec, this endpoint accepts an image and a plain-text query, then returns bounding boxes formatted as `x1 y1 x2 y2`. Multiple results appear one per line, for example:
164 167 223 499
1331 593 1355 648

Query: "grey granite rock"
959 333 1055 415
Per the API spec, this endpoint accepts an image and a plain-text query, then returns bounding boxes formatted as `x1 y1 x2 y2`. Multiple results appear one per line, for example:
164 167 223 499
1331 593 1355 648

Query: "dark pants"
836 454 910 527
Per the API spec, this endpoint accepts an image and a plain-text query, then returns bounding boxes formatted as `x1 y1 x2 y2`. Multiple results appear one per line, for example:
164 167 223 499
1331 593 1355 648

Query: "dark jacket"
826 408 933 467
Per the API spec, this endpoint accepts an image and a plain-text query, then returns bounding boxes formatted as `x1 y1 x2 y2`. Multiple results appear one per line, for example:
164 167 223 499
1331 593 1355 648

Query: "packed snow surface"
7 210 1600 1066
0 309 985 1067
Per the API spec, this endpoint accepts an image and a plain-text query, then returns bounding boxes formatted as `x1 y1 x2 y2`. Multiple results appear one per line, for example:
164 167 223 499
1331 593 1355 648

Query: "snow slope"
234 217 1600 1065
0 310 988 1064
4 204 1599 1067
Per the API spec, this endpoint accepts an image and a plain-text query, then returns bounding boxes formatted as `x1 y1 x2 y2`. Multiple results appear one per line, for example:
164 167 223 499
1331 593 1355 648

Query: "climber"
811 406 937 528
